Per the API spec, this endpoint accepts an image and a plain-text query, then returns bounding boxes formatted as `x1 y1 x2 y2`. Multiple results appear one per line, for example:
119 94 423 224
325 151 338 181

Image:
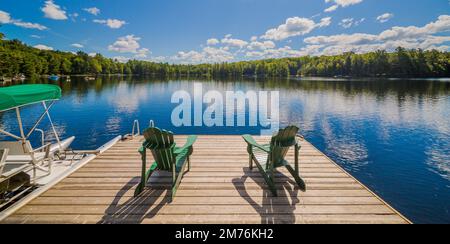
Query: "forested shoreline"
1 33 449 79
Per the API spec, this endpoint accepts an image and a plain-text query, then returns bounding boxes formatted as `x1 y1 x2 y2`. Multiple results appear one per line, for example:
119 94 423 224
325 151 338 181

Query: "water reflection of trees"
4 75 448 106
57 76 450 99
255 77 450 99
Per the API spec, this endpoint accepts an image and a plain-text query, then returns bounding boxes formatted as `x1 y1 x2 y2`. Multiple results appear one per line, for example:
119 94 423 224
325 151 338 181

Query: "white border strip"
0 136 122 222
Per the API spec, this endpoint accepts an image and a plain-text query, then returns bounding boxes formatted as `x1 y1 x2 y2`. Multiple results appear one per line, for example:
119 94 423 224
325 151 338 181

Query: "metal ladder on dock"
125 120 155 139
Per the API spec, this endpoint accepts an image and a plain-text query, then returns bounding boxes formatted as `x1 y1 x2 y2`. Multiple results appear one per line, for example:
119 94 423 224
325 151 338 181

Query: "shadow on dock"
97 177 170 224
232 167 301 224
2 136 410 224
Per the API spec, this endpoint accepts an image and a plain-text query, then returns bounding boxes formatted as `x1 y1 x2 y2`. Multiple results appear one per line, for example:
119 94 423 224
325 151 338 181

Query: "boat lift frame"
0 100 62 150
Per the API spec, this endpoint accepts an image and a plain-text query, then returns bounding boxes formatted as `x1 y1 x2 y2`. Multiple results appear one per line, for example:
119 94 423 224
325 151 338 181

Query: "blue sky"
0 0 449 63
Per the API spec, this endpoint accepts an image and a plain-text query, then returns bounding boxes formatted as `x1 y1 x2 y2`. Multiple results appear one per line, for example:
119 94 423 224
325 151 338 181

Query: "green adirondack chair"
242 126 306 196
134 127 197 202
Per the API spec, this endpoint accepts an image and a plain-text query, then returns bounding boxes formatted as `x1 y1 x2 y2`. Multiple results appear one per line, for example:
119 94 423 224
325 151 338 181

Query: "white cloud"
339 18 365 29
378 15 450 41
149 56 168 63
330 0 363 7
0 10 11 23
377 13 394 23
221 35 248 48
305 33 377 46
0 10 48 30
105 19 126 29
304 15 450 55
57 12 448 64
31 35 42 39
174 51 203 63
13 21 48 30
246 46 303 59
318 17 332 27
202 46 235 62
324 0 363 12
173 46 234 64
84 7 100 16
247 40 276 50
108 35 149 58
339 18 354 29
42 1 68 20
134 48 151 59
69 13 79 22
71 43 84 48
324 5 338 13
94 19 126 29
262 17 314 41
113 56 130 63
261 17 331 41
34 44 54 51
108 35 141 53
207 38 220 46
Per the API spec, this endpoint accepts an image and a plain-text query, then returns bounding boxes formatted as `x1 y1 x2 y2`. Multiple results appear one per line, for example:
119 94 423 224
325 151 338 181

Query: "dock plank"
1 135 410 224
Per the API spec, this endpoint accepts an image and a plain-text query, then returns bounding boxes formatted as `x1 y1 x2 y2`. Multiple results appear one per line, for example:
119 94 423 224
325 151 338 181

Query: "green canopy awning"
0 84 62 112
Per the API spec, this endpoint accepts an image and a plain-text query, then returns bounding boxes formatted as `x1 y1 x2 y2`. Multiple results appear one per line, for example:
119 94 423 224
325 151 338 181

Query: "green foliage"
0 32 449 78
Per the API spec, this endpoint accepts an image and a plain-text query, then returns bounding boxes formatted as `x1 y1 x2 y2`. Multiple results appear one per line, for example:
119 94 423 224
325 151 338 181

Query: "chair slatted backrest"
0 148 8 175
269 126 299 167
143 127 176 171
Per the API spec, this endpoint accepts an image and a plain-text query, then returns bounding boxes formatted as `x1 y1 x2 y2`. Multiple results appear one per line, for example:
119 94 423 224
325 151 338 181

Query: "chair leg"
257 166 278 197
172 158 190 203
171 174 180 203
187 156 191 172
134 183 145 197
286 165 306 191
268 161 278 196
249 155 253 170
171 185 176 203
135 150 147 197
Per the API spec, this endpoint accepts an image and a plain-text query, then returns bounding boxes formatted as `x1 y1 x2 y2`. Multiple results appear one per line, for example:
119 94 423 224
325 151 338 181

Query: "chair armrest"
140 140 155 152
295 134 304 148
242 135 270 153
174 135 197 154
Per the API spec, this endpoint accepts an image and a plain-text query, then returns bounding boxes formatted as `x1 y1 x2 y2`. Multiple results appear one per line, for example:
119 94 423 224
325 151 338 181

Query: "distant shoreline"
1 35 449 80
45 74 450 80
3 74 449 82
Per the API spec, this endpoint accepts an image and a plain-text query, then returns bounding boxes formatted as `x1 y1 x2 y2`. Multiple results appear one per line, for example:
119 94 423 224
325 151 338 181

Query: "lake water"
0 76 449 224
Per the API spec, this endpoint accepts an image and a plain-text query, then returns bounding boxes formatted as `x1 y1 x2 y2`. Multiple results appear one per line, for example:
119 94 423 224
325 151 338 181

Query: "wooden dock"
1 135 410 224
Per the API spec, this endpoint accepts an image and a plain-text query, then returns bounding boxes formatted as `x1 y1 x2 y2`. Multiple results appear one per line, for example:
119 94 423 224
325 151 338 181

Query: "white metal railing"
131 120 140 137
34 129 45 151
127 120 156 139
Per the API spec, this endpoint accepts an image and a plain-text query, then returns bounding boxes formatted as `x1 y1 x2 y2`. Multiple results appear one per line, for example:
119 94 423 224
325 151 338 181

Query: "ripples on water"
0 76 449 223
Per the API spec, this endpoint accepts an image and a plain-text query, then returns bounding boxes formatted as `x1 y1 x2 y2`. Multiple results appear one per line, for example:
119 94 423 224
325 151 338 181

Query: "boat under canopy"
0 84 73 149
0 84 106 213
1 84 76 180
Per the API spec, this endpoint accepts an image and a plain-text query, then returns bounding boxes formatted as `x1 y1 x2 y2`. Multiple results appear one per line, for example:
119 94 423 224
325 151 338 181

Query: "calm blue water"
0 77 449 224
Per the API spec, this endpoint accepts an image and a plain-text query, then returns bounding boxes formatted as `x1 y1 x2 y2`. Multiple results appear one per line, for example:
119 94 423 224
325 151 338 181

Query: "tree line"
1 32 449 79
